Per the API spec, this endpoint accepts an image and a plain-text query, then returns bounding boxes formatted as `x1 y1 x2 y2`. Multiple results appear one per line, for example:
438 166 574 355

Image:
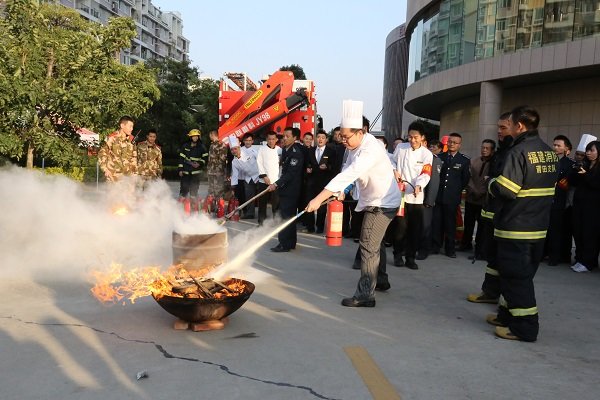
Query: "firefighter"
98 115 138 182
306 100 401 307
467 112 513 304
178 129 208 200
136 129 162 184
486 106 558 342
267 127 305 252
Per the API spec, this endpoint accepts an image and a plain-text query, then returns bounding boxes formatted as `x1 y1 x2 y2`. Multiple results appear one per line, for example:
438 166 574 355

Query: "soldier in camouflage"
137 129 163 182
207 130 228 198
98 116 138 182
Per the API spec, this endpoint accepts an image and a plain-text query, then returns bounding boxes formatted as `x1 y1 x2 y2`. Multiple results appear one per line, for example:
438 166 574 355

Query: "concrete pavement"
1 182 599 400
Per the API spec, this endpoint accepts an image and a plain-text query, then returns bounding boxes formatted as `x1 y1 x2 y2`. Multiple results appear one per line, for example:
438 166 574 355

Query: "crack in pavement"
1 316 340 400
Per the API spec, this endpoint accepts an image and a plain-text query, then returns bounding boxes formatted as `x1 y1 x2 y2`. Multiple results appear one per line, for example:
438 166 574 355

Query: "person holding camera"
568 137 600 273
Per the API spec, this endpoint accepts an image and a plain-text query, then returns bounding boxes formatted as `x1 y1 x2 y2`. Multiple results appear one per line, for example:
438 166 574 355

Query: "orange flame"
90 263 244 304
111 205 129 216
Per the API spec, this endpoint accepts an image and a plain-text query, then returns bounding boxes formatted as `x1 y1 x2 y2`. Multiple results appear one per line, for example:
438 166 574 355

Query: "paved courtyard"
1 181 598 400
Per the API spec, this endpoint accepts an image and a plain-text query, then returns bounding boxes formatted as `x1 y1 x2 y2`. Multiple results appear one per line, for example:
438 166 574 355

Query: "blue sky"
153 0 407 131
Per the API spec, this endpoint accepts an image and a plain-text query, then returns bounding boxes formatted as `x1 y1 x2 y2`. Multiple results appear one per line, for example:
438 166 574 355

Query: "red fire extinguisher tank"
325 199 343 246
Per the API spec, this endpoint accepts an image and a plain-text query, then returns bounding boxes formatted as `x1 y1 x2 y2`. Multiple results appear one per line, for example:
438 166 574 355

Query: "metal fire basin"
152 279 255 322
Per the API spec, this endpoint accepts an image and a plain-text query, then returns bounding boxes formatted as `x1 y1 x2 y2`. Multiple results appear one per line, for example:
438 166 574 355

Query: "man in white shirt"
391 121 433 270
306 100 401 307
256 131 281 226
230 136 259 218
239 134 259 218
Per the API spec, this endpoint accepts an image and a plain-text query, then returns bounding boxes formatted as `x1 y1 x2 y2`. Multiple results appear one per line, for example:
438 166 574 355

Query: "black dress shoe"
270 245 290 253
416 252 428 260
375 282 391 291
341 297 376 307
405 259 418 270
446 252 457 258
393 257 405 267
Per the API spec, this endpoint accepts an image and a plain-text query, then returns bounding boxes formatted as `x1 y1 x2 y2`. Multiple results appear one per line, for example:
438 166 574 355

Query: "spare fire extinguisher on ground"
228 196 240 221
182 197 191 216
204 194 214 214
325 199 344 246
216 197 225 218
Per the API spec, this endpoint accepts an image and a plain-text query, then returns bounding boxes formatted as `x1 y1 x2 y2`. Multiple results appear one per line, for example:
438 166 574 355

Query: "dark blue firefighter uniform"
274 143 305 250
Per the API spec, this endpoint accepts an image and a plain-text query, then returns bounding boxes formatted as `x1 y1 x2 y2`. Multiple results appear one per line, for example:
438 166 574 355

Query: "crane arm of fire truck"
218 71 312 142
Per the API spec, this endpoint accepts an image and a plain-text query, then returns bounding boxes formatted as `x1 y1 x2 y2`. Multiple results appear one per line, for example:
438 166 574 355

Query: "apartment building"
58 0 189 65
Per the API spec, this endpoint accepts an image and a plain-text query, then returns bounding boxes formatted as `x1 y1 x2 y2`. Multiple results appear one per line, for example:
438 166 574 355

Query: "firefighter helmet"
188 129 201 137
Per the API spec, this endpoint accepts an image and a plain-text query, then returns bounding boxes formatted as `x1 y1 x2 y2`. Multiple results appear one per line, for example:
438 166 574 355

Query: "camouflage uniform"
207 140 228 197
136 140 163 180
98 132 137 182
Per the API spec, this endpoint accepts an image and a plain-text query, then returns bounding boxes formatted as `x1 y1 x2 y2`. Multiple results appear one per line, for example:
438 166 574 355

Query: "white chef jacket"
392 143 433 204
325 133 400 211
256 144 281 184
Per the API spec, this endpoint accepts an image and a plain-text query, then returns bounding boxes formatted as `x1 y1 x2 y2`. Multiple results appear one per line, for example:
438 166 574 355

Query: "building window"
573 0 600 39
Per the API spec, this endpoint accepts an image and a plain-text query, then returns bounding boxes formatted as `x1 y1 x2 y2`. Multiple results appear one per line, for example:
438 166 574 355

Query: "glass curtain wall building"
408 0 600 85
400 0 600 157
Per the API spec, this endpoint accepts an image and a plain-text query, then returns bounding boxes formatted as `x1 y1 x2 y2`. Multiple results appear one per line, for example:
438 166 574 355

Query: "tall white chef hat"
340 100 364 129
576 133 597 152
228 134 240 148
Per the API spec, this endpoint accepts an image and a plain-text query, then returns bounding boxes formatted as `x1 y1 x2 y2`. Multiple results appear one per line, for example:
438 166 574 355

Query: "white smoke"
0 166 223 280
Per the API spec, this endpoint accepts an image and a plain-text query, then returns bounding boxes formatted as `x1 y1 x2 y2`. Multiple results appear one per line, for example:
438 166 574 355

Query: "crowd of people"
98 104 599 342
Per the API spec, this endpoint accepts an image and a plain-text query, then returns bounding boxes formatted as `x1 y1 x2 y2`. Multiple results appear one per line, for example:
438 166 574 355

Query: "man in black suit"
304 129 336 233
417 137 442 260
432 132 471 258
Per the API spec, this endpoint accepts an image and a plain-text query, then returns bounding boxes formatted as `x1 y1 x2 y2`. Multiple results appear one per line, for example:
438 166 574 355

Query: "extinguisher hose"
295 196 335 219
399 179 416 192
223 187 271 220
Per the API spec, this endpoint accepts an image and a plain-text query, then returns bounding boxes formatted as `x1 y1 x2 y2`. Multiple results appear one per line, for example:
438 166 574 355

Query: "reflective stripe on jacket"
489 130 558 241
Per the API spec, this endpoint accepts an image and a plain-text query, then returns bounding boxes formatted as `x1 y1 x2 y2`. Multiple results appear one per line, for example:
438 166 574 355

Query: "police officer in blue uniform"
268 127 305 252
433 132 471 258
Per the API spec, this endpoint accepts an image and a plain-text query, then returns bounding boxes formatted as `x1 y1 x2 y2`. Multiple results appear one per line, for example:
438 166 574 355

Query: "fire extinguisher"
205 194 214 214
216 197 225 218
397 181 406 217
325 199 343 246
183 197 191 216
191 197 200 214
228 196 240 221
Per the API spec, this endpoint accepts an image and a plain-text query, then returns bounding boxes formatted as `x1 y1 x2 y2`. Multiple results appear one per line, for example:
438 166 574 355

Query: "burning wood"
90 263 246 304
111 205 129 216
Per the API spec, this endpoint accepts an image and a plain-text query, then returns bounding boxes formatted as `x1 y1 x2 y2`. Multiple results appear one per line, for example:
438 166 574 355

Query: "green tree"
280 64 307 80
0 0 160 168
135 58 219 160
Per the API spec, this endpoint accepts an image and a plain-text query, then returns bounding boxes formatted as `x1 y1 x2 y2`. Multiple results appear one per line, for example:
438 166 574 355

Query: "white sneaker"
571 263 590 273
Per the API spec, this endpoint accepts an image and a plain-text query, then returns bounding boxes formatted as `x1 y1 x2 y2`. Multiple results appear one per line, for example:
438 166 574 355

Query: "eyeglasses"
341 130 360 142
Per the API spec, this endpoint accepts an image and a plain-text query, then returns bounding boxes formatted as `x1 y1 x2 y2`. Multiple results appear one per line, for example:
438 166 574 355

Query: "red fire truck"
217 70 316 142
